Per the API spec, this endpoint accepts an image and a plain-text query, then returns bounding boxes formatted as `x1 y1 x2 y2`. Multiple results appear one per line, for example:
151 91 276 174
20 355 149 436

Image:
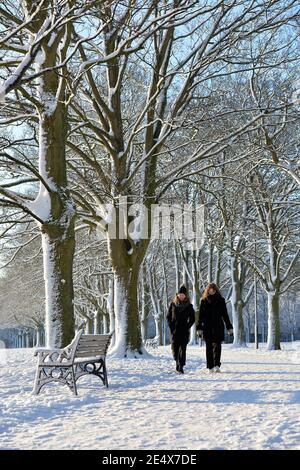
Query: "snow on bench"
33 330 114 396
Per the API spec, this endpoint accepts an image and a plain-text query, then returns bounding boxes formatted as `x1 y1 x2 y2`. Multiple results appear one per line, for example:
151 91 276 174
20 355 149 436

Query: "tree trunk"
94 310 101 334
162 257 169 347
36 39 76 348
173 242 180 291
108 277 115 345
140 311 148 343
230 255 246 347
140 268 149 343
107 234 151 357
182 251 189 288
35 327 43 347
154 315 163 345
207 243 213 283
42 218 75 348
267 290 281 350
84 316 94 334
189 253 200 345
109 268 148 357
231 298 246 347
103 314 109 334
214 247 222 286
149 274 164 345
25 330 30 348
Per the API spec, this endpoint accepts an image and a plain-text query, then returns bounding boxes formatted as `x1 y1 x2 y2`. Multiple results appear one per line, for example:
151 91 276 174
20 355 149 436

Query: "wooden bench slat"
77 343 108 351
77 341 108 348
77 347 107 353
76 349 107 356
76 344 109 352
79 340 109 344
75 351 105 358
78 338 110 344
78 340 109 345
79 335 111 341
79 336 111 340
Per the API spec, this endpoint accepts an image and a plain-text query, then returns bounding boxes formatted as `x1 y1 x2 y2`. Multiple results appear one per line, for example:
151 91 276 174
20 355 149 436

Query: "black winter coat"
167 300 195 343
196 293 233 342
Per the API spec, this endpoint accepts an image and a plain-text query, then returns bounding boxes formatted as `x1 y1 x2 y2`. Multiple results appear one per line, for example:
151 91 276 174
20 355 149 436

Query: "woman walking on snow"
167 285 195 374
196 283 233 373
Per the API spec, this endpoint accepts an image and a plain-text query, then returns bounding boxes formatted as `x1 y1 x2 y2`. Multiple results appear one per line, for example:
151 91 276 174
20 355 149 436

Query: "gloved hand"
228 328 234 336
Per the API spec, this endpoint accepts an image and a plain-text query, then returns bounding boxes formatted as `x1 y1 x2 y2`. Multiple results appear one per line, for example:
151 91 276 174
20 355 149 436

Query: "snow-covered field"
0 342 300 450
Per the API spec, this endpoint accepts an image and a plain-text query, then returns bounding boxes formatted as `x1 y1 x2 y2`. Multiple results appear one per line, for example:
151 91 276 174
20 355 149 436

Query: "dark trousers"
171 339 187 368
205 340 222 369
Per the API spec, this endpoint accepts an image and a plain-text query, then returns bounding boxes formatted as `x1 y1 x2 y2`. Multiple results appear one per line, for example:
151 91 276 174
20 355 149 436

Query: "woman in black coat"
167 285 195 374
196 283 233 373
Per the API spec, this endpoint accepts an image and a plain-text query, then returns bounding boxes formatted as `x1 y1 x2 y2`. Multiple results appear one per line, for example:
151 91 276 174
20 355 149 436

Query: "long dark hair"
202 283 221 300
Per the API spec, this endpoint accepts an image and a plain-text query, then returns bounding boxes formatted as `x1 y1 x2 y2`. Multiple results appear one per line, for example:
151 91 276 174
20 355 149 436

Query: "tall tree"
67 0 299 356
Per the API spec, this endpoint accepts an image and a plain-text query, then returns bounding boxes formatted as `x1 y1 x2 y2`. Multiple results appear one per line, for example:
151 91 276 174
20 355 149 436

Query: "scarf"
207 293 221 305
175 299 190 313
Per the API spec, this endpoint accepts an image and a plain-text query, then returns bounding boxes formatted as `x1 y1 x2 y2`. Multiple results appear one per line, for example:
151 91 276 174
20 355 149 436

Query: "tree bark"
267 290 281 350
230 252 247 347
108 236 150 357
37 39 76 348
140 267 149 343
108 277 115 345
189 253 201 345
173 242 180 292
154 315 163 345
84 316 94 334
42 219 75 347
109 269 143 357
94 310 101 334
102 314 109 334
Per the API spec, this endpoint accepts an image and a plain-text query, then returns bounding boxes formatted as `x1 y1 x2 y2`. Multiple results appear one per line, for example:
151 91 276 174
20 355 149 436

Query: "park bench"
33 330 114 396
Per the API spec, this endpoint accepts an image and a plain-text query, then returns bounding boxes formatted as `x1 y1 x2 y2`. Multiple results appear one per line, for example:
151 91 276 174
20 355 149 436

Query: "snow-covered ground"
0 342 300 450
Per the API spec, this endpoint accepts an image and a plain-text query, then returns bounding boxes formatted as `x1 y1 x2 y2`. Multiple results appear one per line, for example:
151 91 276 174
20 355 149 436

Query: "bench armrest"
34 330 83 365
34 348 61 356
34 347 72 364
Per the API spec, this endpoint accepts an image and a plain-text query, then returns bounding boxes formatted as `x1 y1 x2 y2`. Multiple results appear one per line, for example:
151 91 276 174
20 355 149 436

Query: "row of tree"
0 1 299 355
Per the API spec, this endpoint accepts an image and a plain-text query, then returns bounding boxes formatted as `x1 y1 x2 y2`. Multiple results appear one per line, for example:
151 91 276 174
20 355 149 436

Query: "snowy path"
0 343 300 450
